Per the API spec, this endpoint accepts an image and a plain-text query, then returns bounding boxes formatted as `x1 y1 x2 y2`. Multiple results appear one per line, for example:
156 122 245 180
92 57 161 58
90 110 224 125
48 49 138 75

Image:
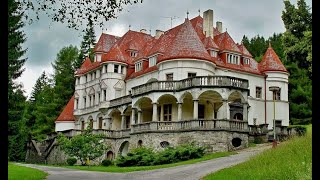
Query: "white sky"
17 0 312 99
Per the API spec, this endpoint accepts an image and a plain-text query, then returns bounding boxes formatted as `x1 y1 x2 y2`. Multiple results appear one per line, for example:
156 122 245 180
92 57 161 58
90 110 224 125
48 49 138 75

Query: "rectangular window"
166 73 173 81
97 92 100 102
135 62 142 72
130 51 137 57
89 119 93 129
198 104 205 119
89 96 92 107
75 99 78 109
83 97 86 108
105 65 108 73
256 87 262 98
125 116 130 129
163 104 172 121
114 64 119 73
149 56 157 67
120 66 124 74
81 121 85 130
188 73 196 78
273 89 281 100
275 120 282 126
244 58 250 65
98 117 103 129
104 89 107 101
210 50 217 57
92 95 95 106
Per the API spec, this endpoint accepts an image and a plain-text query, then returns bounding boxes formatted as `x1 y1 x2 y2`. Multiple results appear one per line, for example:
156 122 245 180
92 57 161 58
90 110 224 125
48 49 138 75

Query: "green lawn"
56 151 236 172
8 163 48 180
203 124 312 180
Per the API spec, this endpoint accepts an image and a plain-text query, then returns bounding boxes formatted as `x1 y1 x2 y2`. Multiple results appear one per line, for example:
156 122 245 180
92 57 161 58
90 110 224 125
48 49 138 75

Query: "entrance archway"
106 151 114 160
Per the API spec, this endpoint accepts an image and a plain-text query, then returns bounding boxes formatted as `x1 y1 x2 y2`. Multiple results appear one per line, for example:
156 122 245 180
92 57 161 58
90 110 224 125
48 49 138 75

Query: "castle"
33 9 289 162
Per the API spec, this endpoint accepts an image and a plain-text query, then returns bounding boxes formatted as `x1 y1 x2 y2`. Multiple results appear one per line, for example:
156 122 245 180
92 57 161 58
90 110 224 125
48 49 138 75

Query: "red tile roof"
101 30 154 65
157 18 213 63
259 45 287 72
75 57 101 75
56 95 75 122
203 36 219 50
214 32 242 54
93 33 119 53
237 44 252 57
77 13 285 78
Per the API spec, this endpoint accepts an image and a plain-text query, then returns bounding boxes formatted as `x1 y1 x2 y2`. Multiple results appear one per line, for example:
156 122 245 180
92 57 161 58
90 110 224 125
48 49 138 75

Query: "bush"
115 143 206 167
101 159 113 166
115 147 154 167
288 125 307 136
66 157 77 166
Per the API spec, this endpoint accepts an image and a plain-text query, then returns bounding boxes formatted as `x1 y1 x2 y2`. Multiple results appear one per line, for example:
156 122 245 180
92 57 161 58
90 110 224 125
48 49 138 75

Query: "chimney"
155 29 164 39
203 9 214 38
140 28 147 34
216 21 222 33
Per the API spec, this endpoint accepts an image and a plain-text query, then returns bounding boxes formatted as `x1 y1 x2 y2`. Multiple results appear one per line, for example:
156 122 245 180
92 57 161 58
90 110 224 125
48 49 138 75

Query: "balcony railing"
131 119 248 133
61 129 131 138
132 76 249 96
109 95 132 108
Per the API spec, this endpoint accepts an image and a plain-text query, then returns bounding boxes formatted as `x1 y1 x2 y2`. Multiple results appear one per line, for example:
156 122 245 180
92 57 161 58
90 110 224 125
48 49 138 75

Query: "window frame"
163 104 172 121
256 86 262 99
188 72 197 78
166 73 173 81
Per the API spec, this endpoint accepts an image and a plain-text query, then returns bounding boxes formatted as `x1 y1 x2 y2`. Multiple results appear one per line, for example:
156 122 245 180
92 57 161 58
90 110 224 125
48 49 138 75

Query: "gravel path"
16 143 271 180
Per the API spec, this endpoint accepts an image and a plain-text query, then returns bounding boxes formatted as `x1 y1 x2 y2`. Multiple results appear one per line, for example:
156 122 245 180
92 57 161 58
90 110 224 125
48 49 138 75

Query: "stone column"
131 108 136 124
193 99 199 119
177 102 182 121
222 99 229 119
152 102 158 121
160 104 164 121
121 114 126 129
243 102 248 121
102 65 106 74
105 117 112 130
138 110 142 124
212 103 215 119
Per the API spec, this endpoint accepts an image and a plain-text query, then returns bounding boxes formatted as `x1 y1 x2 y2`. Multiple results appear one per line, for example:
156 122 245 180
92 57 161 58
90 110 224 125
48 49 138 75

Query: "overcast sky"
17 0 312 98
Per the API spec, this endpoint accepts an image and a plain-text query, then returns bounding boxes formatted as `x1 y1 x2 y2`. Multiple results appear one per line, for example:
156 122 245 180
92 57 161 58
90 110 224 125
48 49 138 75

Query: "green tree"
57 127 107 165
8 0 28 161
281 0 312 124
52 45 79 106
79 15 96 63
241 35 267 62
20 0 142 29
29 71 48 102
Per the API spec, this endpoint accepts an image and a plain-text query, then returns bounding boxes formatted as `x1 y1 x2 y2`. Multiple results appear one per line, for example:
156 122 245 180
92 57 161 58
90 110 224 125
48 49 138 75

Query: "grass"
203 124 312 180
8 162 48 180
50 151 236 173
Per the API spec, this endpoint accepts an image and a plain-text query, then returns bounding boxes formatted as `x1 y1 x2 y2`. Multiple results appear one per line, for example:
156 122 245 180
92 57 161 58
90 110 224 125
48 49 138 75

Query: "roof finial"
198 9 201 16
187 10 189 19
129 24 131 30
226 28 227 32
269 41 272 48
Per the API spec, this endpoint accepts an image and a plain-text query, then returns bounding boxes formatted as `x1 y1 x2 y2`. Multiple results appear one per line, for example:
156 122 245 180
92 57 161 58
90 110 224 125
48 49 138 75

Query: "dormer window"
95 54 102 62
130 51 137 57
149 56 157 67
210 50 217 57
244 58 250 65
135 61 142 72
227 53 240 65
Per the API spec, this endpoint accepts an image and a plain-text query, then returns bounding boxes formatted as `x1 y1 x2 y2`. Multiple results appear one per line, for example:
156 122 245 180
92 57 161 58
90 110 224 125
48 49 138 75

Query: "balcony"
132 76 249 96
109 95 132 108
131 119 248 134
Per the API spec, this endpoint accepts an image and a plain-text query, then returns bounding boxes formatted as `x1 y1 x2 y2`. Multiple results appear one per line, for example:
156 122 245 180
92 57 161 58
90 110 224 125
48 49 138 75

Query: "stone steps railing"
132 76 249 96
109 95 132 108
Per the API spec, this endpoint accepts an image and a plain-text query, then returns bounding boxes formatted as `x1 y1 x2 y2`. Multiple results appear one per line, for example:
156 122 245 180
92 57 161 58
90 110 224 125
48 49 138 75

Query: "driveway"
16 143 271 180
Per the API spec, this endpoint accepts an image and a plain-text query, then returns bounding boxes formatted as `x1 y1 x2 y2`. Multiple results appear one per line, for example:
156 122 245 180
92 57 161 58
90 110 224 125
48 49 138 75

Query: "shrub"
115 143 206 167
288 125 307 136
101 159 113 166
66 157 77 166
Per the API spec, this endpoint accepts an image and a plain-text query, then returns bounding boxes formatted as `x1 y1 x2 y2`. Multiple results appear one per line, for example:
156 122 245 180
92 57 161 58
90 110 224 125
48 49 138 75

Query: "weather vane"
187 10 189 18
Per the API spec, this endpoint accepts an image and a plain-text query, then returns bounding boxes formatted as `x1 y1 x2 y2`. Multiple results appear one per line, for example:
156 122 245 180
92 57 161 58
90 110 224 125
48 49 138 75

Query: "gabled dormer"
237 43 252 67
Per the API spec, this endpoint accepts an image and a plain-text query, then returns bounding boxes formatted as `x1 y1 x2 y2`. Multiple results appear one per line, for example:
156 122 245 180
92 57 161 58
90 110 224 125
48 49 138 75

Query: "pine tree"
79 15 96 63
281 0 312 124
30 71 48 102
8 0 28 161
